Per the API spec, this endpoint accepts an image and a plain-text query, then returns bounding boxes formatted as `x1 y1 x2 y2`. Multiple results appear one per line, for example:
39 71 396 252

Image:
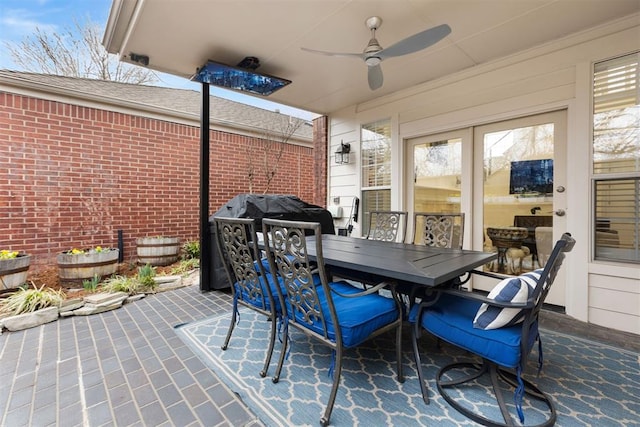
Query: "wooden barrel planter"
0 254 31 290
57 249 119 285
136 237 180 266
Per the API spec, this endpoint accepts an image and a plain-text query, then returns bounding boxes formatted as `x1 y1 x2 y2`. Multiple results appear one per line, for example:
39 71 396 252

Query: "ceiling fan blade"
378 23 451 59
368 64 383 90
300 47 362 59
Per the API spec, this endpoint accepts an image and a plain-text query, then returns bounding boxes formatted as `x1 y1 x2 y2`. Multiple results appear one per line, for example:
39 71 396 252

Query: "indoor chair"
214 217 284 378
410 232 575 427
262 218 405 427
412 212 465 249
366 210 408 243
534 226 553 268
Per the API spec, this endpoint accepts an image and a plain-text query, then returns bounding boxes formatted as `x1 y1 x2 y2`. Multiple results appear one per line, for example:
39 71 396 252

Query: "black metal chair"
214 217 283 378
412 212 465 249
262 218 405 426
366 210 408 243
410 233 575 426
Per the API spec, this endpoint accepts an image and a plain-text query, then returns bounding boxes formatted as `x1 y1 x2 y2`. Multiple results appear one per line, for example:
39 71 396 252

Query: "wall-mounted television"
191 59 291 96
509 159 553 195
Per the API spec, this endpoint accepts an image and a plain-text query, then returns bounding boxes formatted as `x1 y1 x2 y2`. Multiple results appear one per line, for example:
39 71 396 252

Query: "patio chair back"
214 216 283 377
412 212 465 249
262 218 405 426
366 210 408 243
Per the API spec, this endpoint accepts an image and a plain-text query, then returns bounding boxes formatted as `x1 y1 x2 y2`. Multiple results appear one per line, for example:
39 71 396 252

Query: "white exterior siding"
326 15 640 333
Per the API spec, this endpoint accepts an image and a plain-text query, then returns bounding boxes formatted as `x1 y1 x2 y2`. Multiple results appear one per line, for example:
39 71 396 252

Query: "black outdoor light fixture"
190 58 291 96
129 53 149 66
335 141 351 164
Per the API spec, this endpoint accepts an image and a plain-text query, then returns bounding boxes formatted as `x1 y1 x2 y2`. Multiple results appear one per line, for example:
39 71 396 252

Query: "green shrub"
0 283 65 315
182 241 200 260
82 274 101 292
102 275 140 295
170 258 200 275
137 264 157 291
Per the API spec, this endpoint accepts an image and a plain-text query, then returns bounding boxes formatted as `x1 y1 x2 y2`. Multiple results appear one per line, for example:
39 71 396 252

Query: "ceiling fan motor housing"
364 40 382 66
364 17 383 66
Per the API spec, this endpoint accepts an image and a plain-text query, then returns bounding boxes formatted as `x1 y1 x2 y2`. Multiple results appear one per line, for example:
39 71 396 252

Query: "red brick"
0 90 322 270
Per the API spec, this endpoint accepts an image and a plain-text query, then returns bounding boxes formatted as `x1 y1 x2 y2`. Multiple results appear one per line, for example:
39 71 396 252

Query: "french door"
407 110 567 306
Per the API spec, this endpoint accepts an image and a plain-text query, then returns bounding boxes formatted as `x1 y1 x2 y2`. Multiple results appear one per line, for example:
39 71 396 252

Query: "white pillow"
473 270 542 330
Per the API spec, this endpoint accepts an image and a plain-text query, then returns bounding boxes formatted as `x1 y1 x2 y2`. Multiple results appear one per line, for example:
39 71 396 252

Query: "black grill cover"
207 194 335 290
212 194 335 234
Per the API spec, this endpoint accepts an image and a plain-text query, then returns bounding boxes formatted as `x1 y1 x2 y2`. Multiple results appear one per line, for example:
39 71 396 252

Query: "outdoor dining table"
306 234 497 289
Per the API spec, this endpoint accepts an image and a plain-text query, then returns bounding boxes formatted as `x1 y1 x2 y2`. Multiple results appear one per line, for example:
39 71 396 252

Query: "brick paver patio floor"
2 274 638 427
0 281 262 427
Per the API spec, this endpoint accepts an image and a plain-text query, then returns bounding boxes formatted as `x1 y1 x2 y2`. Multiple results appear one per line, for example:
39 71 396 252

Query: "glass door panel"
473 111 567 305
482 124 554 273
409 136 463 244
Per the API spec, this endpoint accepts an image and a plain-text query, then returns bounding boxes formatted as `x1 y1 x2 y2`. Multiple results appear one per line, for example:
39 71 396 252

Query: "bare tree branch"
246 115 305 194
3 16 157 85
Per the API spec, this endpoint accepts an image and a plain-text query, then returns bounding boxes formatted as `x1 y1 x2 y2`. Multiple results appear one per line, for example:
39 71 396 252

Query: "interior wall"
327 15 640 334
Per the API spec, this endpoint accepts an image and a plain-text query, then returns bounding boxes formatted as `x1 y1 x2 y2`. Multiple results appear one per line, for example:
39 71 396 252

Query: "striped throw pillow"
473 270 542 330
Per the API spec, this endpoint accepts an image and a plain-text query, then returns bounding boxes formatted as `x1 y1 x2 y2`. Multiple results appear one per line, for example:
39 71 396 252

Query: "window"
361 119 391 235
592 52 640 263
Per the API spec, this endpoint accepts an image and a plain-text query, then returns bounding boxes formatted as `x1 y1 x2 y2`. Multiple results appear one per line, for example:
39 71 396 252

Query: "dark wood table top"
307 235 497 287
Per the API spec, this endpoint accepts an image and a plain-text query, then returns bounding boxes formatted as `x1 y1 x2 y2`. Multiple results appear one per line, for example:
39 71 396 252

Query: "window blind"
593 52 640 263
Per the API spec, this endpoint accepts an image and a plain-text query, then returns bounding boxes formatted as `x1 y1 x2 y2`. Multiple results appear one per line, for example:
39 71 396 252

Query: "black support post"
199 83 211 291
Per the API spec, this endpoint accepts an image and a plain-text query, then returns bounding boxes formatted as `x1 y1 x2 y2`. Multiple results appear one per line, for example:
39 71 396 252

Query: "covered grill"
206 194 335 290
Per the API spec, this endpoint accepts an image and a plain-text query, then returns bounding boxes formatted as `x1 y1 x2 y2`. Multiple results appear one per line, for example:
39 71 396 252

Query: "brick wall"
0 91 317 270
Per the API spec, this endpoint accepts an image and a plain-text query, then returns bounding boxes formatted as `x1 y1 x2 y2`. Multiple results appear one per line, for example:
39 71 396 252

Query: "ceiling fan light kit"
301 16 451 91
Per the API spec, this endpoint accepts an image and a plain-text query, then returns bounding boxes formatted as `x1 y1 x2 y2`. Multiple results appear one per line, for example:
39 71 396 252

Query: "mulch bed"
8 262 181 300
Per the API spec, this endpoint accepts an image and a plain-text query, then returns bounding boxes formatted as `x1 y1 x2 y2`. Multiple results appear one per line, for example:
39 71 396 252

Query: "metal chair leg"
221 303 238 351
411 320 430 404
272 321 289 384
436 360 557 427
260 315 278 377
320 347 343 427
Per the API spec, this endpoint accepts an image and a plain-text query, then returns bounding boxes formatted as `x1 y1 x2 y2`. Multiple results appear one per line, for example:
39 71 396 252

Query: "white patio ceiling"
103 0 640 116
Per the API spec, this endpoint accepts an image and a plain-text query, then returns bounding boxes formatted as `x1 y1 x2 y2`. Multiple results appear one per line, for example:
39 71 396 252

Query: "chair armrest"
330 281 391 298
438 287 534 310
467 269 509 281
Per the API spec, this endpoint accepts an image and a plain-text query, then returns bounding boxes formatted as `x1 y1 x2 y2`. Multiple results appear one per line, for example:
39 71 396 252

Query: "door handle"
554 209 566 217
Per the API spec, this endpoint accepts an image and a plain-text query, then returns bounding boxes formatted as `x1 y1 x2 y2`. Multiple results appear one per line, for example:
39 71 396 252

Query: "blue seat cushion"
235 273 284 314
473 270 542 330
291 281 399 348
409 294 538 368
254 257 272 273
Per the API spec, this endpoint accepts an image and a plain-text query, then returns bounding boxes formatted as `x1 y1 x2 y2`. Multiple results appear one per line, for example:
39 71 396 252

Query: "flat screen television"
509 159 553 195
191 59 291 96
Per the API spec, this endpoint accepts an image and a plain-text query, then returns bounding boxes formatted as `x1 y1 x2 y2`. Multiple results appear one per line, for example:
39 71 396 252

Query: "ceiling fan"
301 16 451 90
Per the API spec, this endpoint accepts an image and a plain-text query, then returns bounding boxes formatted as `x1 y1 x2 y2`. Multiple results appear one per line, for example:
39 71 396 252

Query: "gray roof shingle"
0 70 313 140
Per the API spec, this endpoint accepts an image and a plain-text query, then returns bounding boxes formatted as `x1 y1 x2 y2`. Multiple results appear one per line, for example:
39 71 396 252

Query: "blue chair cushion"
409 294 538 368
235 273 284 313
291 281 399 348
473 270 542 330
254 257 272 273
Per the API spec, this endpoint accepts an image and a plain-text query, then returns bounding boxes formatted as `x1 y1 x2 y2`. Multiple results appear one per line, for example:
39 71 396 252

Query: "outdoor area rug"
175 308 640 426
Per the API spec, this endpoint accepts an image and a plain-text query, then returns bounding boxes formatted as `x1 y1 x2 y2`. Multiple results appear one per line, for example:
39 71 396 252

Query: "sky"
0 0 316 120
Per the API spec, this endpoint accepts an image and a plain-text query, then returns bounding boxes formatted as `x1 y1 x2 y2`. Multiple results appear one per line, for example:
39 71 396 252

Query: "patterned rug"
175 309 640 426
